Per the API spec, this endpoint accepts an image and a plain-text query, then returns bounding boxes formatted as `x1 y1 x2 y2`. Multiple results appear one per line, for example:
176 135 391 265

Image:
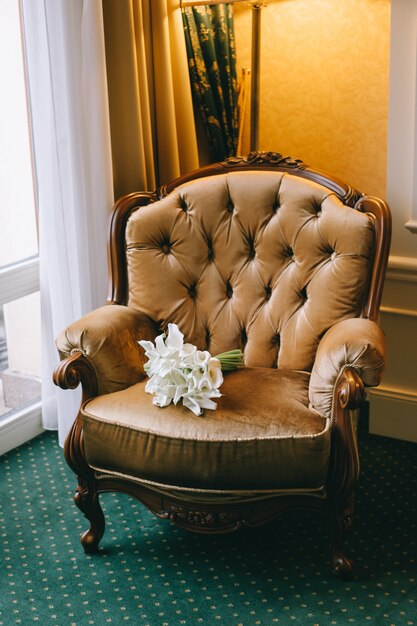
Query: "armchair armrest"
309 318 386 419
55 304 160 395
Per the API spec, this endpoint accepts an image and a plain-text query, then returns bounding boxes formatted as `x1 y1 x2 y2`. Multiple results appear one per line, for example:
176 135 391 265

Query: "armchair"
54 152 391 578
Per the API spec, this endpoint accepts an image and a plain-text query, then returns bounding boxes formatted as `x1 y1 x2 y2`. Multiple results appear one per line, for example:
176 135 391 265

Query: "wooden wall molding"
405 220 417 234
368 0 417 442
387 0 417 240
380 306 417 319
386 255 417 283
370 253 417 442
369 388 417 443
370 385 417 405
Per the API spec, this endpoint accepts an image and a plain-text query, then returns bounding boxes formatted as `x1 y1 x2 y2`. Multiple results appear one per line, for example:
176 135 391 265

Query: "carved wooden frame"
54 152 391 578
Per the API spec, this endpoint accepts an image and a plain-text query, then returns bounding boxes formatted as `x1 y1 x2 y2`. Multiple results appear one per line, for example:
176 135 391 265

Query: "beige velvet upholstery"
54 168 385 483
82 368 329 490
54 154 390 575
126 172 374 371
56 305 159 395
309 318 386 418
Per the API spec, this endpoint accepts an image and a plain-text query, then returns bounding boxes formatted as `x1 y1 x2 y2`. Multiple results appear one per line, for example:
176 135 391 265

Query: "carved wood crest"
159 503 246 532
225 150 307 170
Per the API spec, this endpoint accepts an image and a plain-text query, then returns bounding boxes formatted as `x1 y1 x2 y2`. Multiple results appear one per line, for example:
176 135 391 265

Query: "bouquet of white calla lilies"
138 323 243 416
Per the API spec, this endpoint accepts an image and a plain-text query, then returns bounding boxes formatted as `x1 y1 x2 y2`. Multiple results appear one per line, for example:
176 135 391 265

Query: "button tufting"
161 242 171 254
205 329 210 347
227 201 234 214
272 201 279 213
180 197 188 212
188 284 197 299
248 245 255 260
207 238 213 260
271 333 280 345
331 251 337 260
265 285 272 301
226 280 233 298
241 328 247 347
299 286 308 301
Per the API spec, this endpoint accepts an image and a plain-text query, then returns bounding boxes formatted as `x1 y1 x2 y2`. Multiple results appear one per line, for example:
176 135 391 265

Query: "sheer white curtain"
21 0 114 444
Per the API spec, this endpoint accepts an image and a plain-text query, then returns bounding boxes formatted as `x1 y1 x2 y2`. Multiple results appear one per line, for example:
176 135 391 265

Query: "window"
0 0 42 454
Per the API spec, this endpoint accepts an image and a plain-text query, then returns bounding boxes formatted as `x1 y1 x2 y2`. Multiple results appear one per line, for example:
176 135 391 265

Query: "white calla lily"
154 333 170 357
165 323 184 350
193 350 210 366
137 323 241 416
208 357 223 388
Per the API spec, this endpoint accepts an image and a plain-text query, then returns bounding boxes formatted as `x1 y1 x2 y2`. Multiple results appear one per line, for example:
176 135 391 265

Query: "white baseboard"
0 401 44 456
369 387 417 443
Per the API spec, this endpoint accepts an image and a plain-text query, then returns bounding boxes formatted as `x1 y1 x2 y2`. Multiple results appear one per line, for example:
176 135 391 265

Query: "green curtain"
182 5 239 162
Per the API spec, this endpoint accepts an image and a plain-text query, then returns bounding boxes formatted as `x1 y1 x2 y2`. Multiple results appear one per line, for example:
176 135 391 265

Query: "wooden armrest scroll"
329 367 366 491
336 367 366 411
54 352 103 551
53 351 99 401
329 367 366 578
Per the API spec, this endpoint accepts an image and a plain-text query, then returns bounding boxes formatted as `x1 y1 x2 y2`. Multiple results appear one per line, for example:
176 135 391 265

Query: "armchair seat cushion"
81 367 330 490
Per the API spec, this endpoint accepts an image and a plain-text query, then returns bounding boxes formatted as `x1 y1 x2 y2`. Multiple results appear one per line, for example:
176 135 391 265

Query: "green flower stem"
214 349 244 372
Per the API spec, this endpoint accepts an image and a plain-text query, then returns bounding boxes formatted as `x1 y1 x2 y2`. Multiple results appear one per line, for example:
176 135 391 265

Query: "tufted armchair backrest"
123 168 377 372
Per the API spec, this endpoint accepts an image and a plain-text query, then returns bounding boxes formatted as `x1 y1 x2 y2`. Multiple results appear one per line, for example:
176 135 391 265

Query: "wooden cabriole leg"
332 504 353 579
73 475 105 554
328 367 365 579
54 352 105 553
55 354 367 576
65 415 105 554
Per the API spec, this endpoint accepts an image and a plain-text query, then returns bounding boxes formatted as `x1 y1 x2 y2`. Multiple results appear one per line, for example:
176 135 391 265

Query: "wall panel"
235 0 417 441
234 0 390 198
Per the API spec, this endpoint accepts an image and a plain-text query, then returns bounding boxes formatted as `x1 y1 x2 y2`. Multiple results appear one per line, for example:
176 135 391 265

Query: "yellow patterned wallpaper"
234 0 390 198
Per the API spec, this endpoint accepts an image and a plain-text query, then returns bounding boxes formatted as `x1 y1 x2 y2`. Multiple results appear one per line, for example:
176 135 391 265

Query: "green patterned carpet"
0 424 416 626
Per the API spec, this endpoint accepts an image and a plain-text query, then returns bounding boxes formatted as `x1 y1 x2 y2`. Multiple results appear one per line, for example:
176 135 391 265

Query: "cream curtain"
102 0 199 198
